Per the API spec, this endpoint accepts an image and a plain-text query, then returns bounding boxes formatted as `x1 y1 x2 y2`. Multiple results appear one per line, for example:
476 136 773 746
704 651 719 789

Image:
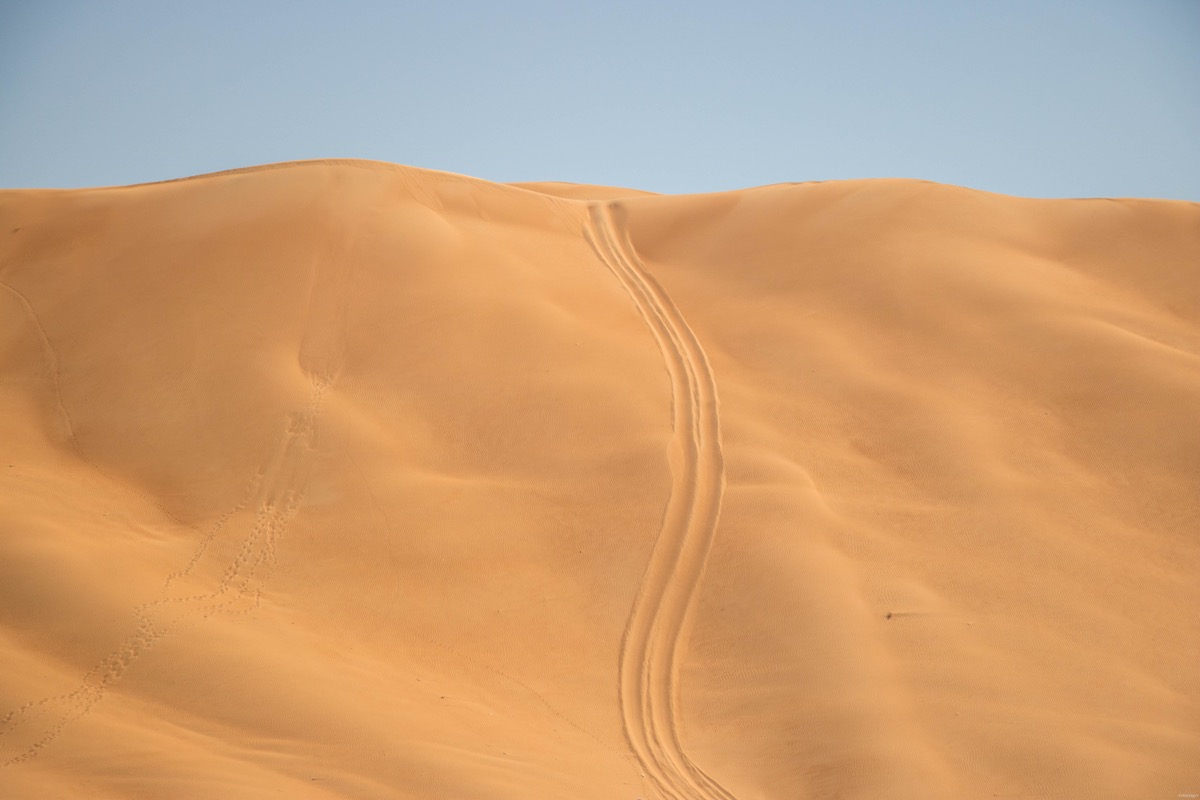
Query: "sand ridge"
1 160 1198 799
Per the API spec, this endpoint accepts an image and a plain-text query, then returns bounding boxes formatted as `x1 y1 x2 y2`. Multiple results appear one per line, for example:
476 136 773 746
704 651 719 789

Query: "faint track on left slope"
0 221 355 768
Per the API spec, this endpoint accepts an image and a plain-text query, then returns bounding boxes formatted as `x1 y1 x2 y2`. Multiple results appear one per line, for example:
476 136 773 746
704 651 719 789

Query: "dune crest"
1 161 1198 799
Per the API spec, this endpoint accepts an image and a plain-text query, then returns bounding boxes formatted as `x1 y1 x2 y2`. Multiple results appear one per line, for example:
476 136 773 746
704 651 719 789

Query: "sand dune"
1 160 1197 799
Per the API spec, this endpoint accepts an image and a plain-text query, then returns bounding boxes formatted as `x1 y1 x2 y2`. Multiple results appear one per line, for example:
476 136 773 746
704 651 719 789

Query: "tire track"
585 203 734 800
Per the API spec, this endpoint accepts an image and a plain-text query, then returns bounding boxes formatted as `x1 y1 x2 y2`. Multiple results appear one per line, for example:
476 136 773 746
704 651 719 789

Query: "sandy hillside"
0 160 1197 799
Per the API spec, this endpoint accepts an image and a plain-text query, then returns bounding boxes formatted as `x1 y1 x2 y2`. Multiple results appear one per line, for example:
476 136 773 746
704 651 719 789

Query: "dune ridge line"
586 203 734 800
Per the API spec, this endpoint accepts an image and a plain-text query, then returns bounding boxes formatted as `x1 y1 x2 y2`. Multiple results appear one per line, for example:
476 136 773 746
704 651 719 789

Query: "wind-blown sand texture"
1 160 1198 799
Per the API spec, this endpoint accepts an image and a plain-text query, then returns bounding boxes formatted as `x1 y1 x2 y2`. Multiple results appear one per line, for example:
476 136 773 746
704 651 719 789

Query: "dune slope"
1 161 1197 799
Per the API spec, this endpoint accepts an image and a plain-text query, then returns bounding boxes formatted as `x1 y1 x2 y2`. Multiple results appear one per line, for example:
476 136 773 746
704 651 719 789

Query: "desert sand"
0 159 1197 799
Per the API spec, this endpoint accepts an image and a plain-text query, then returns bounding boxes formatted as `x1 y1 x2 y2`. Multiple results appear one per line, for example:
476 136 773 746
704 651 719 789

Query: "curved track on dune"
586 203 734 800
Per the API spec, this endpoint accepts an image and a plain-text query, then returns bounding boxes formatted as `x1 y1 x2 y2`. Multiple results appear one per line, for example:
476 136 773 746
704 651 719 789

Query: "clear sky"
2 1 1198 199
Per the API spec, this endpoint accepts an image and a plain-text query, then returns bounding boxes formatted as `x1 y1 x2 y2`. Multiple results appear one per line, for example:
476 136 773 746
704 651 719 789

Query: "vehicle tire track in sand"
586 203 734 800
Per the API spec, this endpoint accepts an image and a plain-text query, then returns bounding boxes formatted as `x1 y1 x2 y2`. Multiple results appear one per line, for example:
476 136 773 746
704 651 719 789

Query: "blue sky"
2 1 1198 199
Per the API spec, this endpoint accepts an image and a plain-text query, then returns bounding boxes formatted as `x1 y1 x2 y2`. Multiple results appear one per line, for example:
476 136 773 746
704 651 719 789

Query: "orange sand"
1 160 1197 799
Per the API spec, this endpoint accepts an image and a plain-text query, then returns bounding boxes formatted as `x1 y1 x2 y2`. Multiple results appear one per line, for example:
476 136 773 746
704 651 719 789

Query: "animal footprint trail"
586 203 734 800
0 368 336 767
0 236 352 768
